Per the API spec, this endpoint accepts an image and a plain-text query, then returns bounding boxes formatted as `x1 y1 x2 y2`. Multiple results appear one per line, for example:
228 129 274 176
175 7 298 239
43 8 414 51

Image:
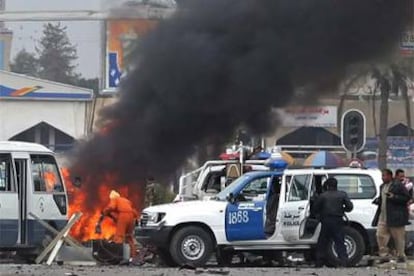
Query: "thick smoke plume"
71 0 410 203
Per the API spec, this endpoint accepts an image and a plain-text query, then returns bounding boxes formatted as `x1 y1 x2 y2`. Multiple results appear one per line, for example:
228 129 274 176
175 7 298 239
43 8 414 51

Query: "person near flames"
133 177 160 265
144 177 156 208
96 190 139 263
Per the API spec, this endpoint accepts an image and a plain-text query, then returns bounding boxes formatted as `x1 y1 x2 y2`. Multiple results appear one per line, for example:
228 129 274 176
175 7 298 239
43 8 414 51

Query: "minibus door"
0 153 18 247
14 157 28 245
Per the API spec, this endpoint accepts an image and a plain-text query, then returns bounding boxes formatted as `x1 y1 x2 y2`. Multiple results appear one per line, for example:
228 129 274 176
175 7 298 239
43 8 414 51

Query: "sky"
5 0 104 78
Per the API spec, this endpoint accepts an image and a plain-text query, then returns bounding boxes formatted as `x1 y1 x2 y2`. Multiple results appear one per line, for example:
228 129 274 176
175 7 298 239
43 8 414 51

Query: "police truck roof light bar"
254 151 271 160
264 158 288 171
264 146 289 170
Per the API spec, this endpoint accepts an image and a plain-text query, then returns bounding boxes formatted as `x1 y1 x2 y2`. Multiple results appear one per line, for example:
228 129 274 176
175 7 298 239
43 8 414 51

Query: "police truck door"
279 173 312 242
225 175 271 241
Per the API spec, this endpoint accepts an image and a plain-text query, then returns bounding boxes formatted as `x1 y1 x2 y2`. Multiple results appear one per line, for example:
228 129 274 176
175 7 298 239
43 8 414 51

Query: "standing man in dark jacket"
313 178 353 267
372 169 411 262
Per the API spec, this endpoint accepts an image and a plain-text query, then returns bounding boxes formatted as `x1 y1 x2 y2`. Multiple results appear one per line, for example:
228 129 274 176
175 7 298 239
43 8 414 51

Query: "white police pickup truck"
137 163 394 267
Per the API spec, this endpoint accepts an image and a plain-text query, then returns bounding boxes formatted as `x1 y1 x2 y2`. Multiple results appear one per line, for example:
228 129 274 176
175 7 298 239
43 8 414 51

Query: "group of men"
314 168 413 267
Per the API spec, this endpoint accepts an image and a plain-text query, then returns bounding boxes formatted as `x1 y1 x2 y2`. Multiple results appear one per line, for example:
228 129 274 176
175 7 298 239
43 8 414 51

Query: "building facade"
0 70 93 152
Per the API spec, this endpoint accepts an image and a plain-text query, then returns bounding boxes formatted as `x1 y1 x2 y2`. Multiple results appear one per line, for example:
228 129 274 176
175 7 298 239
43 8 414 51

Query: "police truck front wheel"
326 226 365 267
169 226 214 267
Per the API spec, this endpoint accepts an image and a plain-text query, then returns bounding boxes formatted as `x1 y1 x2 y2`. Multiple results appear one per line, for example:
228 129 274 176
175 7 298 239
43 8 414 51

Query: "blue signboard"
360 137 414 168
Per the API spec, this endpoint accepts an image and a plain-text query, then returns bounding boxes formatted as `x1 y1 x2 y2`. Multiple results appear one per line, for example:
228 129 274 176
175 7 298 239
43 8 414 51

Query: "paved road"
0 264 412 276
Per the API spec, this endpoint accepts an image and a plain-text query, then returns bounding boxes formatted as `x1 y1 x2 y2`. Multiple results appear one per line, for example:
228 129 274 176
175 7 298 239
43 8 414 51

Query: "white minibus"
0 142 68 259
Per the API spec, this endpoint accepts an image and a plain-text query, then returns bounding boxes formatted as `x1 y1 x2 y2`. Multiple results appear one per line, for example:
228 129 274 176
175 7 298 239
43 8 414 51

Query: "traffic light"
341 109 366 153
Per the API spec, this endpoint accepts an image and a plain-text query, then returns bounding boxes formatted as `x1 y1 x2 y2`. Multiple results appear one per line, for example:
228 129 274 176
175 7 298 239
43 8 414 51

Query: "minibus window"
0 154 14 192
31 155 64 193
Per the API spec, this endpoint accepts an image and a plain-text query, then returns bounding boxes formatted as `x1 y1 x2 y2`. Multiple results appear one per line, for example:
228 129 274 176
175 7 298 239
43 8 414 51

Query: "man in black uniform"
313 177 354 267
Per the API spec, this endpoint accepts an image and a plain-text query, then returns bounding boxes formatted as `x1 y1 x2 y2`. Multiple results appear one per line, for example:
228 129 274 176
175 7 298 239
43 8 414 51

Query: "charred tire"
326 226 365 267
169 226 214 267
157 249 177 267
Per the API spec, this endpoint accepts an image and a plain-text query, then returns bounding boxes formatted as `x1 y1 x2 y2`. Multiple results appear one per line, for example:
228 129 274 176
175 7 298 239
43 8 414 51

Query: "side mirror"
73 176 82 188
226 193 236 204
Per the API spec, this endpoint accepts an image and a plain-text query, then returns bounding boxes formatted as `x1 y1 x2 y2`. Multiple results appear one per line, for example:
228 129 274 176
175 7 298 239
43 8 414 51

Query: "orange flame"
62 168 142 242
44 171 57 192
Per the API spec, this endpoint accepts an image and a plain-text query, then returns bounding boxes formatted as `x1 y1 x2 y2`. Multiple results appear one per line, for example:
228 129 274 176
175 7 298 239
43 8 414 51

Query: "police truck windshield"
213 174 252 201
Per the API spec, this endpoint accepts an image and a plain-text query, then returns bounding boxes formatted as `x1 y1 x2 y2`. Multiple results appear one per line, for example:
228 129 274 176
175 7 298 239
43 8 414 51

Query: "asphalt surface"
0 264 413 276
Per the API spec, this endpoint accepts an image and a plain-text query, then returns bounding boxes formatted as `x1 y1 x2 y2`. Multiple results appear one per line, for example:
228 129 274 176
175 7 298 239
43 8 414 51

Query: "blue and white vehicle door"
225 201 266 241
279 174 312 242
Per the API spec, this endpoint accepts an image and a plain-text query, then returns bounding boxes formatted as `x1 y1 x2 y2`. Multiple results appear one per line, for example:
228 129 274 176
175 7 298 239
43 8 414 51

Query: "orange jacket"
103 196 138 218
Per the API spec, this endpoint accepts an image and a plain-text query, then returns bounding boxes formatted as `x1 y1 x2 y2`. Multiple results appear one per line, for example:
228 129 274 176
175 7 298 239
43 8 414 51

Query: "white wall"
0 100 89 140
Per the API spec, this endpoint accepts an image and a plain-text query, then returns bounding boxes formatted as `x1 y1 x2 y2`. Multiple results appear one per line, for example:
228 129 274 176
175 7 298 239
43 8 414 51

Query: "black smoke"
71 0 410 193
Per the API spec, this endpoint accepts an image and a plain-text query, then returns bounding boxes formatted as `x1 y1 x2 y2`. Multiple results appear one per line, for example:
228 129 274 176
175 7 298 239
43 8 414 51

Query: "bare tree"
391 64 413 138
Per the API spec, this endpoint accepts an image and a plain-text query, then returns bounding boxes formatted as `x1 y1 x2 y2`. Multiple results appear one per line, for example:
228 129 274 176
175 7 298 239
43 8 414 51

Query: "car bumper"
135 225 174 248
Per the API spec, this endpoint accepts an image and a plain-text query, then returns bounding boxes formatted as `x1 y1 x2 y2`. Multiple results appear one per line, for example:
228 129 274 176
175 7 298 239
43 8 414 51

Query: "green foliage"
9 23 99 94
10 48 39 77
36 23 79 84
73 77 100 95
153 184 176 205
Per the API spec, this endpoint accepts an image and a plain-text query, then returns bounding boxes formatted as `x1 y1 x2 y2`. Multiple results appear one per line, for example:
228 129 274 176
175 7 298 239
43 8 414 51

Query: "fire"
62 168 142 242
44 171 57 192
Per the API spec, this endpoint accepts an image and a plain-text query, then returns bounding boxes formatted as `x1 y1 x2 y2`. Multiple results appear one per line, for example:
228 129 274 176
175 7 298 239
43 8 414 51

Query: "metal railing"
178 159 267 196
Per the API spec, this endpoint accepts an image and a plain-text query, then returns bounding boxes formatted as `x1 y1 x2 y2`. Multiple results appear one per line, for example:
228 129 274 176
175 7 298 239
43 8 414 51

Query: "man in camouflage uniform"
144 177 156 208
136 177 158 265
